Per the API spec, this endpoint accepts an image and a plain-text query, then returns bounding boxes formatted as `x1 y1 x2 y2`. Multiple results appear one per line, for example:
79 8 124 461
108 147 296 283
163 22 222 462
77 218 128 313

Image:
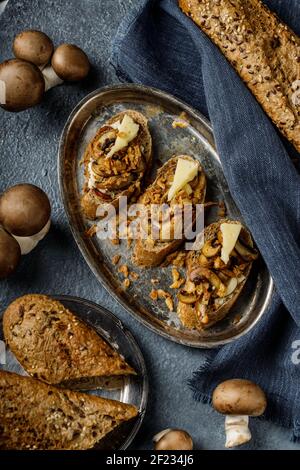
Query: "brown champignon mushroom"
0 59 45 112
42 43 90 91
153 429 193 450
0 228 21 278
212 379 267 448
13 30 54 67
0 184 51 254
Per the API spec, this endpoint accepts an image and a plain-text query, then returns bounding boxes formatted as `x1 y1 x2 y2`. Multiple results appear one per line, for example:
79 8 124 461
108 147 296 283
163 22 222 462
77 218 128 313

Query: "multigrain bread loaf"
0 370 138 450
81 110 152 220
133 155 206 267
177 219 257 330
179 0 300 153
3 294 136 388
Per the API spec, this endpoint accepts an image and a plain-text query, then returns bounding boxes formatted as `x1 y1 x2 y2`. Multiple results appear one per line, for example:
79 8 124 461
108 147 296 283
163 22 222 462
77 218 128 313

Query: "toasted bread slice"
133 155 206 267
0 370 138 450
177 220 258 330
81 110 152 220
3 294 136 388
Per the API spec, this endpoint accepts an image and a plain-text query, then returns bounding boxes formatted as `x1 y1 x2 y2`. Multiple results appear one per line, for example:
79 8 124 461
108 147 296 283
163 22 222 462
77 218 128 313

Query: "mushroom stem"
224 415 251 448
12 219 51 255
42 65 63 91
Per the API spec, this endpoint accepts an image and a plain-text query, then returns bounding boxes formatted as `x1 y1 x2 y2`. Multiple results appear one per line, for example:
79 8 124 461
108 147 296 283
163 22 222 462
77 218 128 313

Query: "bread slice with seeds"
179 0 300 153
0 370 138 450
3 294 136 388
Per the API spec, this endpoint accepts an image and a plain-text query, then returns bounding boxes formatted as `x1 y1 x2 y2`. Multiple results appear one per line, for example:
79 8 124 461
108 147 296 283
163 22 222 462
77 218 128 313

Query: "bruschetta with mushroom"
81 110 152 220
177 219 258 330
133 155 206 267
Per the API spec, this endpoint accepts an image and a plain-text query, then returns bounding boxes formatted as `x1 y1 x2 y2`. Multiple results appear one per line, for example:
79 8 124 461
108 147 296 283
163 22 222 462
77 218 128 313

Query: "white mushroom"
212 379 267 448
0 184 51 254
153 429 193 450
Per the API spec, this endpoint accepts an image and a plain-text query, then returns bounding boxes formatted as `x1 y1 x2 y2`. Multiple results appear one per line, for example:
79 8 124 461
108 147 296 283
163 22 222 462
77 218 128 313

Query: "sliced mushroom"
235 239 258 261
178 291 199 304
189 267 226 297
0 59 45 111
202 239 221 257
13 30 54 67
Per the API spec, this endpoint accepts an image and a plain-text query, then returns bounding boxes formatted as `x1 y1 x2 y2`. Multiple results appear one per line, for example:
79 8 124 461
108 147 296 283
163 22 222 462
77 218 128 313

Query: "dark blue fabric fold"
111 0 300 440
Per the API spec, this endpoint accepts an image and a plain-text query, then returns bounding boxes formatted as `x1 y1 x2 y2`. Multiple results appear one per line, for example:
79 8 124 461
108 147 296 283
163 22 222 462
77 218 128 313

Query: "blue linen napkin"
111 0 300 440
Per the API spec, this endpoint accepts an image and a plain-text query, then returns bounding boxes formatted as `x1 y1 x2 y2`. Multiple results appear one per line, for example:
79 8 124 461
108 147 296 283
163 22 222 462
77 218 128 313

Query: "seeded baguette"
178 219 255 330
81 110 152 220
133 155 206 267
0 370 138 450
3 294 136 388
179 0 300 153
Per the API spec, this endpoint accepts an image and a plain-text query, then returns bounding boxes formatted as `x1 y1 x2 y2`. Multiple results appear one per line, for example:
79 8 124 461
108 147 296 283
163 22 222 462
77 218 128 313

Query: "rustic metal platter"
0 295 148 450
59 84 274 348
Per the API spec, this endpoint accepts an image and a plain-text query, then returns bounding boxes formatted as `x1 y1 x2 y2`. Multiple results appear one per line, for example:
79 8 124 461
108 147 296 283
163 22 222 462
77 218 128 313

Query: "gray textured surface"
0 0 298 450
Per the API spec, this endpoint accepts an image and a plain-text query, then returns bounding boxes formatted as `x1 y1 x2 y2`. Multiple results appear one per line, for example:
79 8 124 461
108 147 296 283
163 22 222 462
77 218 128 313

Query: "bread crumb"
123 279 131 289
149 289 158 300
157 289 169 299
118 264 129 278
151 278 160 284
130 271 139 280
112 254 121 265
170 278 185 289
218 201 226 217
111 237 120 245
172 111 189 129
84 225 97 238
172 268 180 283
165 296 174 312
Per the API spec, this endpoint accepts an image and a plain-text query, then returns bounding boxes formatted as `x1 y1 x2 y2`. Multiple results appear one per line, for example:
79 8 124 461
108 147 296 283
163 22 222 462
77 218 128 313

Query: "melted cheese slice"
168 158 199 201
220 223 242 264
107 114 139 158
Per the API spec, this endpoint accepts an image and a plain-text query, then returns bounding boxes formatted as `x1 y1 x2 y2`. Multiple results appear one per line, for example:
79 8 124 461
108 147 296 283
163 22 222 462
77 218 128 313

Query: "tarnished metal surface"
59 84 273 348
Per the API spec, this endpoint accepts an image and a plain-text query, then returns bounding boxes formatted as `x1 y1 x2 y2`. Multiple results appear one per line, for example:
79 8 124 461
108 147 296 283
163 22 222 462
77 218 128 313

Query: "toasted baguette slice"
81 110 152 220
133 155 206 267
3 294 136 388
177 219 258 330
0 370 138 450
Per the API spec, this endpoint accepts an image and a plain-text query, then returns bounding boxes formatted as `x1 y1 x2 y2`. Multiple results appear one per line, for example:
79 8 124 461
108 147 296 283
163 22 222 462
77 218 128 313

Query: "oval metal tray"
0 295 148 450
58 84 273 348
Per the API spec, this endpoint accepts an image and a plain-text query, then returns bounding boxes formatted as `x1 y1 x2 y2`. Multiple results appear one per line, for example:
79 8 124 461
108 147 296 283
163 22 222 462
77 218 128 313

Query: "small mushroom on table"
0 184 51 254
13 30 54 68
153 429 193 450
0 228 21 278
212 379 267 448
0 59 45 111
42 43 90 90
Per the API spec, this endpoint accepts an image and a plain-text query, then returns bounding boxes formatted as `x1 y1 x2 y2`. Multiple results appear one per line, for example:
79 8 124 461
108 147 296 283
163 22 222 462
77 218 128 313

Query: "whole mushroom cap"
0 228 21 279
51 44 90 81
0 184 51 237
13 30 54 66
154 429 193 450
212 379 267 416
0 59 45 112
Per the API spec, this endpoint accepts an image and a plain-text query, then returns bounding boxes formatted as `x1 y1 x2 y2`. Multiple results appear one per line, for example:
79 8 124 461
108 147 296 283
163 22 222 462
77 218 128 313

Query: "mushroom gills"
13 219 51 255
225 415 251 448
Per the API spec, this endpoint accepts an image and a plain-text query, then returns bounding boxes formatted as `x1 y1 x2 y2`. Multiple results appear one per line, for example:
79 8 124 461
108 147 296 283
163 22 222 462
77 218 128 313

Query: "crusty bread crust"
0 370 138 450
3 294 136 386
81 110 152 220
178 219 253 330
133 155 206 267
179 0 300 153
